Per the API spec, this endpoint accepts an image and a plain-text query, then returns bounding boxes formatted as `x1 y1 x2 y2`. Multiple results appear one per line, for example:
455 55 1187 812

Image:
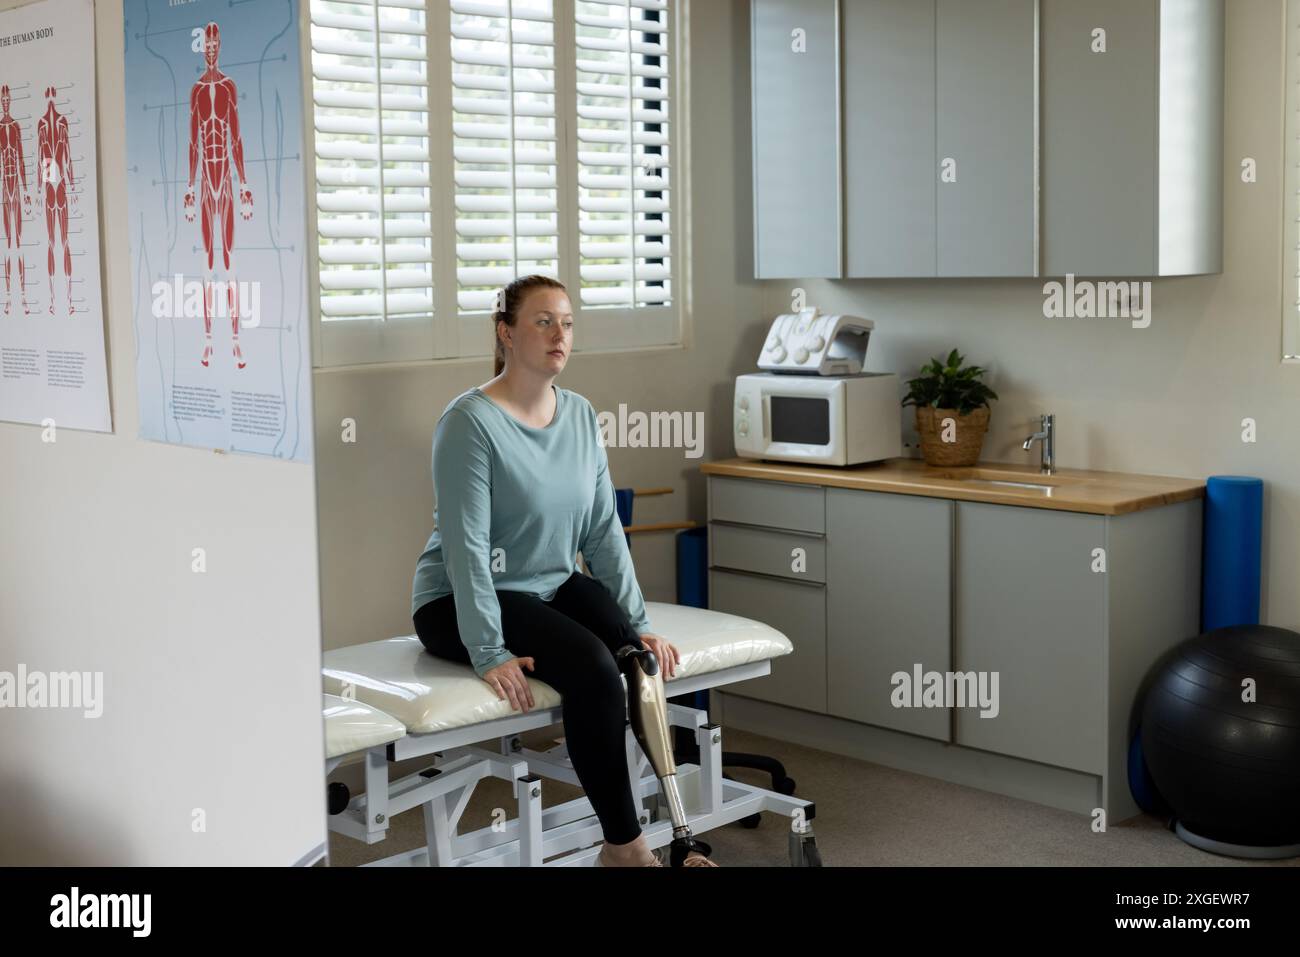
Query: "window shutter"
307 0 683 365
450 0 561 314
310 0 436 321
574 0 672 309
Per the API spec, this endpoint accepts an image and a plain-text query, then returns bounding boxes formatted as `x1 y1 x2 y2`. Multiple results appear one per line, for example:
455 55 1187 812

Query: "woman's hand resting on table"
639 633 681 679
483 657 536 713
482 635 678 714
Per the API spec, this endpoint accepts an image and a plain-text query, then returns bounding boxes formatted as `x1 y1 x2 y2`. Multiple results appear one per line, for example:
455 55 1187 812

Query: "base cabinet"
708 569 827 714
706 473 1201 819
826 489 952 741
953 502 1106 773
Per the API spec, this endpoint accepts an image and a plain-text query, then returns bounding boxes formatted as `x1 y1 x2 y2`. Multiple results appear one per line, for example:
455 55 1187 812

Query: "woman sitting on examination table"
410 274 717 867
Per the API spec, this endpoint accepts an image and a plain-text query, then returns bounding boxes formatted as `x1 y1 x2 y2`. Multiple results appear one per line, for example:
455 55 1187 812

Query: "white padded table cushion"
323 694 407 758
321 602 793 735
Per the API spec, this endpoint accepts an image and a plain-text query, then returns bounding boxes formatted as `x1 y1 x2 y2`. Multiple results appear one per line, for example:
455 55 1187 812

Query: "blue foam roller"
615 488 634 547
1202 475 1263 633
675 527 710 713
1128 726 1169 817
676 526 708 609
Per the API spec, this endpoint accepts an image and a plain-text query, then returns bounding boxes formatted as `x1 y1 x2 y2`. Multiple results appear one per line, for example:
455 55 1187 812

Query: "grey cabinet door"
935 0 1037 276
826 489 952 741
709 569 827 713
751 0 841 278
843 0 936 277
1041 0 1159 276
953 502 1106 774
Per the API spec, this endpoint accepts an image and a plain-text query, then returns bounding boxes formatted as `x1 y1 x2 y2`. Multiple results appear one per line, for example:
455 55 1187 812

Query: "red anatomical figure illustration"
0 84 30 316
36 84 74 315
185 21 253 369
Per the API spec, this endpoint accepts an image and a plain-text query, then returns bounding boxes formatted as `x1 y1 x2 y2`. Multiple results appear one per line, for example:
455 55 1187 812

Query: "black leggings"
413 571 646 846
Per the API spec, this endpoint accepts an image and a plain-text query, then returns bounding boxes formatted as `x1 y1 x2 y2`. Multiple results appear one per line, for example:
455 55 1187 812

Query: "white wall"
0 0 327 865
763 0 1300 629
314 0 764 651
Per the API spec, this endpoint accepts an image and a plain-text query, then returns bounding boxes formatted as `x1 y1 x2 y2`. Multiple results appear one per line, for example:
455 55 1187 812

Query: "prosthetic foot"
617 645 718 867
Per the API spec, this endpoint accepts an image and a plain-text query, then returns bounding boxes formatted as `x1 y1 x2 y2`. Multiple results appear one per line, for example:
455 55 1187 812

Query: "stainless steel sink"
925 467 1082 493
975 478 1057 492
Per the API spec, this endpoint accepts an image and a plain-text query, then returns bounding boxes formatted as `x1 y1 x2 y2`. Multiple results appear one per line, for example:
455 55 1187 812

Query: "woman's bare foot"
683 850 719 867
598 834 660 867
598 834 720 866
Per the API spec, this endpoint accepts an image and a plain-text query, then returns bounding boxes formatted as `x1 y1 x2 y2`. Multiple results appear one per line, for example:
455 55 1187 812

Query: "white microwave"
733 372 901 467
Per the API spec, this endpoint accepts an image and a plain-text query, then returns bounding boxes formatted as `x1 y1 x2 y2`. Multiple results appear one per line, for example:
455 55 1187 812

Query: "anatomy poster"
124 0 313 463
0 0 111 433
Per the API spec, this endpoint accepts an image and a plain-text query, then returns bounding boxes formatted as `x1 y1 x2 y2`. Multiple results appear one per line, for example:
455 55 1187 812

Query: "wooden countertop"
700 457 1205 516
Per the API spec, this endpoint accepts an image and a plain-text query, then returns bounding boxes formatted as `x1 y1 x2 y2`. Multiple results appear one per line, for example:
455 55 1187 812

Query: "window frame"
1284 0 1300 362
302 0 691 370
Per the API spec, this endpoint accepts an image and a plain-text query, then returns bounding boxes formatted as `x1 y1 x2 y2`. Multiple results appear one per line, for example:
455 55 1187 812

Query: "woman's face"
504 286 573 376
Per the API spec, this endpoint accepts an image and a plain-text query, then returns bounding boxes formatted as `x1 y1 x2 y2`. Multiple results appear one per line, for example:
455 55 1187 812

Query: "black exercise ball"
1140 625 1300 849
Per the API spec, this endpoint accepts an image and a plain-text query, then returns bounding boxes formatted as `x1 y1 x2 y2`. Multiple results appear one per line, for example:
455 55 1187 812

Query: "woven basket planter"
914 406 990 467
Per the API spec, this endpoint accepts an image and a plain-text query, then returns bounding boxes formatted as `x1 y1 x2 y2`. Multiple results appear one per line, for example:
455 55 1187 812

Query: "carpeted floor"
327 724 1298 867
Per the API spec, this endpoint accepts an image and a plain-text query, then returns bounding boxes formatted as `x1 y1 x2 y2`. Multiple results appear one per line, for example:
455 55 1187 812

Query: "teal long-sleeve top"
411 384 652 677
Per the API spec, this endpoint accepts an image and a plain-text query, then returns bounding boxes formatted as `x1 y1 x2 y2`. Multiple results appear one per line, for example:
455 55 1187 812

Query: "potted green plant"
901 350 999 467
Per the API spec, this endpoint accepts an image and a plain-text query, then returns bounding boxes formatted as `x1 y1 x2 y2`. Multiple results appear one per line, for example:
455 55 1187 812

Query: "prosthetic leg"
616 645 716 867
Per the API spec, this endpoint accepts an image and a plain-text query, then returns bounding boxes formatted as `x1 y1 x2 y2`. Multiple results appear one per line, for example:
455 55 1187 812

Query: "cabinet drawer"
709 476 825 534
710 522 825 584
708 569 826 714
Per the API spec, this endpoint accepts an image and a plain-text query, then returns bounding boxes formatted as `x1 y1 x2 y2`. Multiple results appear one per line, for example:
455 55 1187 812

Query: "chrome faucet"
1022 414 1055 474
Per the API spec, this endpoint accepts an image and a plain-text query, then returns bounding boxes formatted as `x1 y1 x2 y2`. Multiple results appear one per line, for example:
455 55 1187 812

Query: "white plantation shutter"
450 0 561 313
310 0 435 322
306 0 682 365
574 0 672 309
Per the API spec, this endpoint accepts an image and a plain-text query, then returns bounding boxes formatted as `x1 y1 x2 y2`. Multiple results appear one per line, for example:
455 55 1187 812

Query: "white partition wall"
0 0 327 866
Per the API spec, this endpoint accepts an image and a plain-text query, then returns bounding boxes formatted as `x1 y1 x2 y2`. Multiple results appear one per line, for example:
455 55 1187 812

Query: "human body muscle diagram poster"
124 0 313 463
0 0 111 433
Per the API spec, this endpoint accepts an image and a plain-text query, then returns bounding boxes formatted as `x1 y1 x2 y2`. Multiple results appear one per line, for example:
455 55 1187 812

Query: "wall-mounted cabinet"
1040 0 1224 276
934 0 1038 277
751 0 841 279
842 0 936 277
843 0 1036 278
752 0 1224 280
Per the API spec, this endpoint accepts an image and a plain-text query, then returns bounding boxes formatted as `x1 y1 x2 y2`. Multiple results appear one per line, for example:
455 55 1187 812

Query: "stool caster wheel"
327 781 350 816
740 813 761 829
776 776 796 796
789 831 822 867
